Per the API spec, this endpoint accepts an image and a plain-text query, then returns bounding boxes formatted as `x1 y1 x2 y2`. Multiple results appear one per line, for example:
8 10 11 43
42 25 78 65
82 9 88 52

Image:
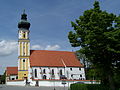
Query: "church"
5 12 86 87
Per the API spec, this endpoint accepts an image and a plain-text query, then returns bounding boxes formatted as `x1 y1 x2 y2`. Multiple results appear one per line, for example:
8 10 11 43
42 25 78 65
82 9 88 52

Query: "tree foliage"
0 72 6 84
68 1 120 90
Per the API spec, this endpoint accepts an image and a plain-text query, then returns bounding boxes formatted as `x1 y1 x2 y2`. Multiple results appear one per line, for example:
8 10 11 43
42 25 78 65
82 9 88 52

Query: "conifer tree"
68 1 120 90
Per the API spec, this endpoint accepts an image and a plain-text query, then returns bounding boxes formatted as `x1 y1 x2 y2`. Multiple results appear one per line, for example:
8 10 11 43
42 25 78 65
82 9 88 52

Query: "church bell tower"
18 11 30 79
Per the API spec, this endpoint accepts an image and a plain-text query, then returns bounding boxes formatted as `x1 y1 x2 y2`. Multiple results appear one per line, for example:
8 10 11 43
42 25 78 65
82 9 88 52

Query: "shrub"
70 84 87 90
70 84 109 90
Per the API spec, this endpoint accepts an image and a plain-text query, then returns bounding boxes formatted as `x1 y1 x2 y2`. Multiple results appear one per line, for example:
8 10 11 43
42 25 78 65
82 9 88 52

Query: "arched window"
23 32 26 38
71 74 73 78
43 69 46 73
23 60 25 62
23 45 25 55
79 68 81 71
52 69 54 75
80 74 82 77
43 75 47 79
60 69 62 76
35 69 37 78
23 59 25 70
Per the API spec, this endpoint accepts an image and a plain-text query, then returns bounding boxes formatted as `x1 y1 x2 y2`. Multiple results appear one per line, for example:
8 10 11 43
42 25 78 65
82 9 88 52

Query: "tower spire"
23 9 25 14
21 10 27 20
18 10 30 29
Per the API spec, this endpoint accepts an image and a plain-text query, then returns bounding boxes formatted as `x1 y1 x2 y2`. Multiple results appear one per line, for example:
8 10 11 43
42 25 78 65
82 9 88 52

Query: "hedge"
70 84 109 90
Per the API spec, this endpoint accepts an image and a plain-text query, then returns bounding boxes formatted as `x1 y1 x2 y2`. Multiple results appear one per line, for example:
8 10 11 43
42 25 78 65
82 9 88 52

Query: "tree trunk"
108 74 115 90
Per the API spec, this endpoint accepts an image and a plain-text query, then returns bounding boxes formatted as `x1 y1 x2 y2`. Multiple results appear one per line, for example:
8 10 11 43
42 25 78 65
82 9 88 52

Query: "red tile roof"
6 67 18 75
30 50 83 67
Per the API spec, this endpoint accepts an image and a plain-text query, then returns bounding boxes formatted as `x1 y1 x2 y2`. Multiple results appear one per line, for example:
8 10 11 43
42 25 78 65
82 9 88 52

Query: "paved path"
0 85 69 90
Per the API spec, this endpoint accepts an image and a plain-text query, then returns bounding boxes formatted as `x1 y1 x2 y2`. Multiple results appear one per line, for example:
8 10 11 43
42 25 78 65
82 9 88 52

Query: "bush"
87 84 109 90
70 84 109 90
70 84 87 90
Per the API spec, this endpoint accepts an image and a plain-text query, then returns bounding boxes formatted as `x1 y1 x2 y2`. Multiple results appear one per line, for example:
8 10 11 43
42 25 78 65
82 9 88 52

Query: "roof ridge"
30 50 74 53
7 67 18 68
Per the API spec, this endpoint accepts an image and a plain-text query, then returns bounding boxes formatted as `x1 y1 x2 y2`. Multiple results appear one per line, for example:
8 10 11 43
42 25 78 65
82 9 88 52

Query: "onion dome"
18 11 30 29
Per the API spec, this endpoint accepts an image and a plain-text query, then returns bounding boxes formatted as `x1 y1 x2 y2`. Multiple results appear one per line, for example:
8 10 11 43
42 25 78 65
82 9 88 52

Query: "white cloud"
0 40 61 56
31 45 43 50
0 40 17 56
45 45 60 50
31 44 60 50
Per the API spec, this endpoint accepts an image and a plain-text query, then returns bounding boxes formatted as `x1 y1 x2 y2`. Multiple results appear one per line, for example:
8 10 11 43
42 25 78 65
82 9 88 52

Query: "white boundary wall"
31 80 76 87
6 80 26 86
6 80 100 87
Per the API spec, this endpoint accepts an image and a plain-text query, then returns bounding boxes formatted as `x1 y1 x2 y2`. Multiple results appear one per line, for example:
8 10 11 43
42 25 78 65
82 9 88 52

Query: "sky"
0 0 120 74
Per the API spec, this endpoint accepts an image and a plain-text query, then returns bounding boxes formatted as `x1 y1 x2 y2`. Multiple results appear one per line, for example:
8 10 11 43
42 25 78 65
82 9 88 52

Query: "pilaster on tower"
18 11 31 80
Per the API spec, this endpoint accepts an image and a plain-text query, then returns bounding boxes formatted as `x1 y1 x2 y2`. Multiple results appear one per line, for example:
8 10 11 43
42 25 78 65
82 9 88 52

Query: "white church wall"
31 66 86 80
68 67 86 80
9 75 17 80
50 67 59 79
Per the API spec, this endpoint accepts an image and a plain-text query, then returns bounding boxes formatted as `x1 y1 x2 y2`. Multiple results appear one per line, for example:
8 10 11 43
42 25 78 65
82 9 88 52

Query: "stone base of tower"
18 71 28 80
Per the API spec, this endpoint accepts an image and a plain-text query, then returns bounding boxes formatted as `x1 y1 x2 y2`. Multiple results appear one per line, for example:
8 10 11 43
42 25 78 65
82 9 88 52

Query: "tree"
68 1 120 90
75 52 89 68
75 52 93 80
1 72 6 84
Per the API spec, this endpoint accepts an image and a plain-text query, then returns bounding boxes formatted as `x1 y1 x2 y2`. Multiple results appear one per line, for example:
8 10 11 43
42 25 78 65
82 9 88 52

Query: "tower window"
23 32 26 38
79 68 81 71
23 60 25 70
23 45 25 56
23 53 25 55
70 68 72 71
